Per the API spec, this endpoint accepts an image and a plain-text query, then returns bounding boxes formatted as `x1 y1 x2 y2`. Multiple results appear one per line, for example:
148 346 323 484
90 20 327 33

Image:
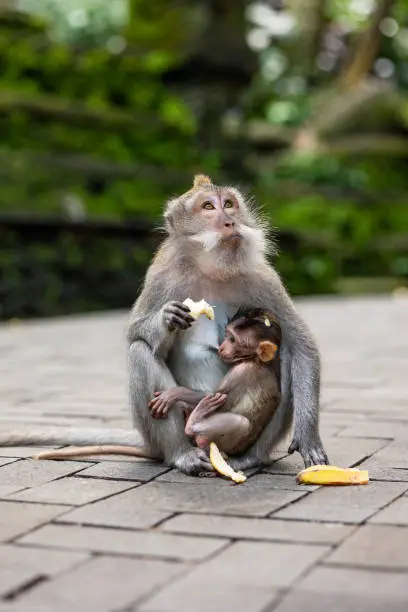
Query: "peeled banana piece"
183 298 215 320
209 442 247 484
297 464 369 486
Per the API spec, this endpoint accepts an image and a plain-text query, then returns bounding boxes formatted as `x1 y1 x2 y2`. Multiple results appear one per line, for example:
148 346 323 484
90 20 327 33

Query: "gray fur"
127 183 328 474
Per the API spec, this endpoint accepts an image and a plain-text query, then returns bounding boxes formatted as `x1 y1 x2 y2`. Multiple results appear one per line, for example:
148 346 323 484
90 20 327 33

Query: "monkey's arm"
289 332 329 467
149 387 207 418
127 272 192 355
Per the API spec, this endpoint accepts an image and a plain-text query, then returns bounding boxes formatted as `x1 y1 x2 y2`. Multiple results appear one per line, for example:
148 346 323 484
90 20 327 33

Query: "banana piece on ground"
209 442 247 484
183 298 215 320
297 464 369 485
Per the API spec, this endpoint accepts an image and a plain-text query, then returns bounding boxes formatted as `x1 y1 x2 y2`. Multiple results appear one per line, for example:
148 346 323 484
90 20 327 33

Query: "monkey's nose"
224 220 235 228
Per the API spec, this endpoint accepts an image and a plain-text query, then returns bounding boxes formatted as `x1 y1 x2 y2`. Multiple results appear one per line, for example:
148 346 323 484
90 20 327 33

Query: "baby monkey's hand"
149 389 181 419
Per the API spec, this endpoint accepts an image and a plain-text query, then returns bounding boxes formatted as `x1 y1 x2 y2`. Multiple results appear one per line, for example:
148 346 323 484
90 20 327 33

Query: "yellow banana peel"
209 442 246 484
297 464 369 486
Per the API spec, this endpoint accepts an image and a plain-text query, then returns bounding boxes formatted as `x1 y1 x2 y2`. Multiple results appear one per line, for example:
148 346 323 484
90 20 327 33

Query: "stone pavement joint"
1 296 408 611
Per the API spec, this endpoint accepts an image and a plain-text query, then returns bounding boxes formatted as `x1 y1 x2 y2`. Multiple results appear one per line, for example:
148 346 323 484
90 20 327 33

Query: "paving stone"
0 458 18 466
320 412 368 426
0 543 88 574
0 566 42 598
333 396 407 414
18 523 229 561
295 566 408 600
0 485 27 497
59 498 172 530
77 460 169 481
0 500 70 542
0 458 89 488
367 441 408 468
0 604 55 612
265 437 388 475
160 513 354 544
272 591 408 612
326 524 408 569
339 421 408 440
370 496 408 525
0 544 88 598
140 541 329 612
155 468 259 485
153 470 311 489
14 555 185 612
7 476 136 505
140 581 277 612
358 458 408 482
274 481 408 523
250 473 318 491
84 481 307 517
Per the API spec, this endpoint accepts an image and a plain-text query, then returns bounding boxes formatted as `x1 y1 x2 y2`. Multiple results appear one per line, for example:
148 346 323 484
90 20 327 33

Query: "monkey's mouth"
221 232 242 243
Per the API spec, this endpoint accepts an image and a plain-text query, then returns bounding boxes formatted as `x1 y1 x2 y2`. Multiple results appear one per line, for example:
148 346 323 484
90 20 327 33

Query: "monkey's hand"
162 301 195 331
288 435 329 468
173 447 214 475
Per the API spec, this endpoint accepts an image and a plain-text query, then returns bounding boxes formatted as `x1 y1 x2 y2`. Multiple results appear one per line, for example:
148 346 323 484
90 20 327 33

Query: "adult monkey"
126 174 328 474
0 175 328 474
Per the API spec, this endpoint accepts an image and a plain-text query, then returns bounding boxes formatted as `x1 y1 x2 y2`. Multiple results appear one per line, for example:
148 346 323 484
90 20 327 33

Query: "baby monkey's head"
218 308 281 365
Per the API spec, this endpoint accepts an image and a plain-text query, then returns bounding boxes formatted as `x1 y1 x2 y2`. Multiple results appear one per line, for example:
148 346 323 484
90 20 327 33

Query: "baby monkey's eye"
224 199 234 208
202 201 215 210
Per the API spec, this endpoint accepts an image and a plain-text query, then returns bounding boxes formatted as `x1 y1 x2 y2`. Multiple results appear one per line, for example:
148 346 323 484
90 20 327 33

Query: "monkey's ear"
257 341 277 363
193 174 212 189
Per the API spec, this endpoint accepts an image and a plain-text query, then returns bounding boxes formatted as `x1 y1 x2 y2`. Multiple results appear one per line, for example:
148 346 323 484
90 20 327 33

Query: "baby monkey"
149 308 281 456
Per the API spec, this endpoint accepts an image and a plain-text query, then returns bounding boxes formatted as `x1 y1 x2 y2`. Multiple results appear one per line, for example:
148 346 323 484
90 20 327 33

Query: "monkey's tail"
0 426 143 448
34 445 150 460
0 426 153 460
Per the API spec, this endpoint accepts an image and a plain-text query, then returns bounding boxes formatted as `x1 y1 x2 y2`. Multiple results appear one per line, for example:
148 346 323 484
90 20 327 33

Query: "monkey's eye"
202 201 215 210
224 199 234 208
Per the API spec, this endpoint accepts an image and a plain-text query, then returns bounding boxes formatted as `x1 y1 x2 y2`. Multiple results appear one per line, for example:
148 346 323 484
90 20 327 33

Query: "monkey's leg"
129 341 213 474
184 393 227 437
191 413 251 455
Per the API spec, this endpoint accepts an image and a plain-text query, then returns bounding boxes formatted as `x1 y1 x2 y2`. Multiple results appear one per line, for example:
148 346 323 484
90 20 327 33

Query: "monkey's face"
164 180 268 258
218 326 260 364
219 313 281 364
184 187 248 254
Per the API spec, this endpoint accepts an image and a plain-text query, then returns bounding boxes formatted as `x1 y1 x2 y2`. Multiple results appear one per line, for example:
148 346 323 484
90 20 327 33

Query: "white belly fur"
169 301 236 392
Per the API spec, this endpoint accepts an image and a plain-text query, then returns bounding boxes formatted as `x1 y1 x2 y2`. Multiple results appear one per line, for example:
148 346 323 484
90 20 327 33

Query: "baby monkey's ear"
257 341 278 363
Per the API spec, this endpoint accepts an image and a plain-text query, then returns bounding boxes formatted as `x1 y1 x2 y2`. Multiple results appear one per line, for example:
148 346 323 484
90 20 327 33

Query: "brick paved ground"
1 295 408 611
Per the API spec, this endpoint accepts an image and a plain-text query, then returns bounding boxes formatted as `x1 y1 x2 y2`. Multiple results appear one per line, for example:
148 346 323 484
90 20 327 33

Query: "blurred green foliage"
1 1 408 317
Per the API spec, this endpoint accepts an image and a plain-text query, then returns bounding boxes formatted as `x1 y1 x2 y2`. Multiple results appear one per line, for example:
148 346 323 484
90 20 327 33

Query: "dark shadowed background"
1 0 408 320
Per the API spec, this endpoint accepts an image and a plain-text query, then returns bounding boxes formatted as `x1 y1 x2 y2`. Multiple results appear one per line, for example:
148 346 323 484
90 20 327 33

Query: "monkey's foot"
173 448 213 475
228 452 264 471
288 437 329 468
